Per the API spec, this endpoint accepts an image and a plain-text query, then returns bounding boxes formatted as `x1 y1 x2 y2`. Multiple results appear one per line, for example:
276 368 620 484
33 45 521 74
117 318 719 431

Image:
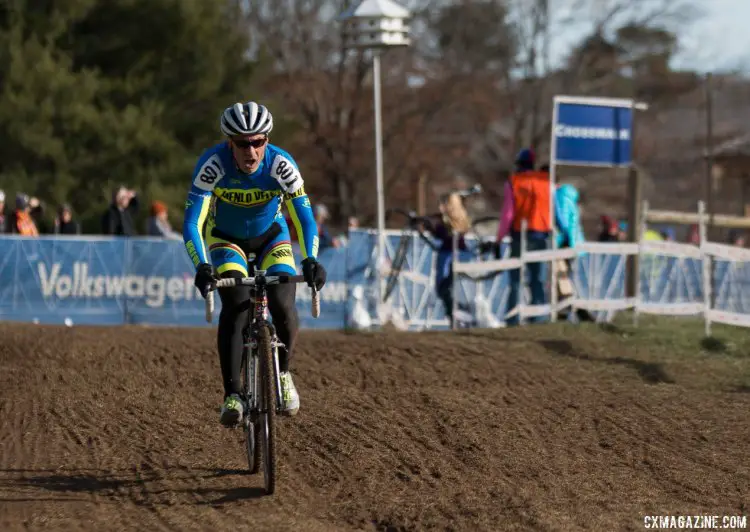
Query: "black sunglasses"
232 136 268 149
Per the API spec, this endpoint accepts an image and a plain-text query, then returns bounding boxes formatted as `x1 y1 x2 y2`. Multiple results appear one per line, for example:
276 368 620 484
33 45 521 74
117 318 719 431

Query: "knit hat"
16 193 29 210
151 200 168 216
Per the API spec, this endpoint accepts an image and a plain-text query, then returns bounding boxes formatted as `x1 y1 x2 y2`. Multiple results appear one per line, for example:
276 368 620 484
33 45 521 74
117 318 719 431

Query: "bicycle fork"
246 336 286 414
245 346 259 417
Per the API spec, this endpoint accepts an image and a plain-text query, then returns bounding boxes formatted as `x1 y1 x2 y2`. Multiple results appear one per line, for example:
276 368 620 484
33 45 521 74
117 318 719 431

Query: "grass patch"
467 314 750 393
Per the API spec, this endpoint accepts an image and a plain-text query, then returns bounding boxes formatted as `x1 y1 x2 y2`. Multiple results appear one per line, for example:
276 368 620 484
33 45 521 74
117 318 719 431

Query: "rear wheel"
258 325 276 495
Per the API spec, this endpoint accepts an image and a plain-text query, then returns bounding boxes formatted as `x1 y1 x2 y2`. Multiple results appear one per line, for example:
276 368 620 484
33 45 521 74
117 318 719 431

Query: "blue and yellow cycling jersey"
182 141 319 272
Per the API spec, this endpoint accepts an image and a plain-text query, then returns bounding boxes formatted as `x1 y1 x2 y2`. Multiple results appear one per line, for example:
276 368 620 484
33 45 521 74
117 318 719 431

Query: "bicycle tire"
241 347 254 473
252 415 261 474
251 344 261 475
242 347 260 475
258 325 277 495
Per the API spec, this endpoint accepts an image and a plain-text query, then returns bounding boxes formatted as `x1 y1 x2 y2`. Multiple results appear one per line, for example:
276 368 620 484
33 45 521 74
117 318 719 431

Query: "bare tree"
454 0 700 177
240 0 464 224
240 0 701 225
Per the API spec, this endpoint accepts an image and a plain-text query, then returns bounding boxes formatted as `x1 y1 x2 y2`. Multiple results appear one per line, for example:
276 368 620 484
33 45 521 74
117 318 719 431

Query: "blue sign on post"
552 96 635 167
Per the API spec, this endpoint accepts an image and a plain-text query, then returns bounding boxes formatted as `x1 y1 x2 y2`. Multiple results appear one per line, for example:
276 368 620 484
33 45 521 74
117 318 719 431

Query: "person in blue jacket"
555 183 585 249
554 182 593 322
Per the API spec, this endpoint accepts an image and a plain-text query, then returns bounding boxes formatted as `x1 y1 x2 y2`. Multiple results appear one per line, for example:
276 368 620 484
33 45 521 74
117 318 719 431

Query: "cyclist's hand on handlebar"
301 257 326 290
194 262 216 299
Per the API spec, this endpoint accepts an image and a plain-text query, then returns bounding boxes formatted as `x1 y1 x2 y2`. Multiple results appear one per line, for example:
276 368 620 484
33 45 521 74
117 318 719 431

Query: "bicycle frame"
205 267 319 410
244 272 283 414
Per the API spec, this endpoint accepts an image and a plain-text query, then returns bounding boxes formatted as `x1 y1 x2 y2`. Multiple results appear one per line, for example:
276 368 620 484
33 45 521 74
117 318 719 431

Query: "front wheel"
245 420 258 474
242 348 260 475
258 325 277 495
250 420 261 474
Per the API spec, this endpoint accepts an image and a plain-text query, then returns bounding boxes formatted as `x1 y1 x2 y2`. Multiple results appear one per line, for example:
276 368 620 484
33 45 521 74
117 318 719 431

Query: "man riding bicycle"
183 101 327 426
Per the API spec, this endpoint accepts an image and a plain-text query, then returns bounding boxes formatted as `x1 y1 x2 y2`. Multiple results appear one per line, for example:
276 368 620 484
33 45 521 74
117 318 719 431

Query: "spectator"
554 183 593 322
660 227 676 242
617 221 628 241
688 224 700 245
496 147 552 326
644 227 663 241
348 216 360 230
28 196 50 233
555 184 585 250
54 204 81 235
729 229 745 247
431 192 471 327
102 186 139 236
598 215 619 242
0 190 6 233
147 200 181 240
315 204 339 250
11 193 40 236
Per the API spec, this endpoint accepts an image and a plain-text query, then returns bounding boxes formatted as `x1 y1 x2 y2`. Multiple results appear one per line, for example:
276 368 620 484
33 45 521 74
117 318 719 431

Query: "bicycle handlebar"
204 274 320 323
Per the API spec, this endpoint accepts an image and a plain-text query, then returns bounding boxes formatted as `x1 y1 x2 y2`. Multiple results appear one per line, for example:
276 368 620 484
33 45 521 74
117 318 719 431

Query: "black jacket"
102 196 139 236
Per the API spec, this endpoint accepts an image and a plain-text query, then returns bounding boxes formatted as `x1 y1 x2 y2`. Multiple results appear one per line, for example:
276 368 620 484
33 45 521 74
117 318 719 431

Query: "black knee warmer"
216 271 300 396
217 270 252 397
267 282 298 372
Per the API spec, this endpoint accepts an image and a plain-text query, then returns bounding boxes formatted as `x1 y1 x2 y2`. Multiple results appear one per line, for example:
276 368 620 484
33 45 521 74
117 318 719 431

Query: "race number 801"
200 159 223 184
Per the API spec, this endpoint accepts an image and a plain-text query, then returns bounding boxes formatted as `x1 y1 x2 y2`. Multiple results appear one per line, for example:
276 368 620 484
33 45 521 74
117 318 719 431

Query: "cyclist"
183 101 327 426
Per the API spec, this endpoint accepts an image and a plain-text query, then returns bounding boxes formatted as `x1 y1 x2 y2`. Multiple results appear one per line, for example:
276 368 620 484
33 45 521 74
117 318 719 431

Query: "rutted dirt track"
0 322 748 531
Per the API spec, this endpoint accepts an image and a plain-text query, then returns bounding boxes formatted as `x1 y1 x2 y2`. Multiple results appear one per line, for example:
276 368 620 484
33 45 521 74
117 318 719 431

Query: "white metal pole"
549 98 559 323
373 51 385 306
635 200 648 327
699 201 711 337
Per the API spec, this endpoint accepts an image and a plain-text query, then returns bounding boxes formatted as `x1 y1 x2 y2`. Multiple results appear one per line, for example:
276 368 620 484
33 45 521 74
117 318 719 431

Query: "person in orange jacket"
495 148 552 326
12 193 40 236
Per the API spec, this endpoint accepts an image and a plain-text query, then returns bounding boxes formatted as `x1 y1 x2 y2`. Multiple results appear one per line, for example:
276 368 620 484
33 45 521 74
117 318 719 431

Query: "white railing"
451 200 750 336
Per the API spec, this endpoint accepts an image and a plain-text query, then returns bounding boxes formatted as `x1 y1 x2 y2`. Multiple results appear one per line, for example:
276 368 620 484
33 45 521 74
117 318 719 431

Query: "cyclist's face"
230 134 268 173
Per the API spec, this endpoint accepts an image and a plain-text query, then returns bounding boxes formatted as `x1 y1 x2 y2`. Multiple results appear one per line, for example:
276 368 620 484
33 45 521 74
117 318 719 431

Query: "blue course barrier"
0 235 350 328
0 232 741 328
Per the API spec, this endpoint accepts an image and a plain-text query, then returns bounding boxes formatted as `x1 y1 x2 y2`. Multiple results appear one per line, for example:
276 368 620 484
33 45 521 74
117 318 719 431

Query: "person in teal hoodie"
554 183 594 322
555 184 585 249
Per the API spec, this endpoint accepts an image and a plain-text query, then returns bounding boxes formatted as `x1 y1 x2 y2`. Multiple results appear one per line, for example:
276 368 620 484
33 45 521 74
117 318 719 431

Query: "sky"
672 0 750 72
535 0 750 74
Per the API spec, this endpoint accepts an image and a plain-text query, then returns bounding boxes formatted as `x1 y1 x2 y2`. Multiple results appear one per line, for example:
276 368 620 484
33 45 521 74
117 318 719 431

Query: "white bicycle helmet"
220 101 273 136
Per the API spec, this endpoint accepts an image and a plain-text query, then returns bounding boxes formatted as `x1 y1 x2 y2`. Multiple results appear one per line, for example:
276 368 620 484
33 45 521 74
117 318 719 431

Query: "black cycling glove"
194 263 216 299
301 257 327 291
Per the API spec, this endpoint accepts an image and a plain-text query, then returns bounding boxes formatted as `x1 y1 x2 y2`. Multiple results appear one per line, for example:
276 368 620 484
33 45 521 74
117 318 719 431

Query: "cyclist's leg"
207 232 251 424
267 283 297 372
257 221 300 414
257 223 298 372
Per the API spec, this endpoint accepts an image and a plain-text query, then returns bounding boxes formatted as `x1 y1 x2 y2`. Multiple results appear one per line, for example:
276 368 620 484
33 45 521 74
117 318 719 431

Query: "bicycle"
384 206 501 295
204 259 320 495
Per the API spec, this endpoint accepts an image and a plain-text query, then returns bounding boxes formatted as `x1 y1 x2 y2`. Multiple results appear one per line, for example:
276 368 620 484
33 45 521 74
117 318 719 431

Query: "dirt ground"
0 318 748 531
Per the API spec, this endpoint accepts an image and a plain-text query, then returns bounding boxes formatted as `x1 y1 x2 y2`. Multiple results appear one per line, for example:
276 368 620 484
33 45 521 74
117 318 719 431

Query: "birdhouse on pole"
340 0 411 49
